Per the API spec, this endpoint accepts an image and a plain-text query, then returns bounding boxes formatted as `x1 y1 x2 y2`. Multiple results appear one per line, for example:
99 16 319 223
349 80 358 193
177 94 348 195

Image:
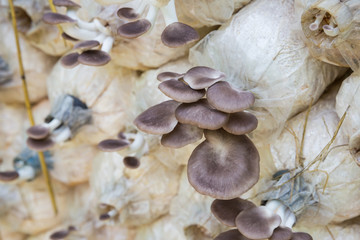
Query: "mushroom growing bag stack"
189 0 347 143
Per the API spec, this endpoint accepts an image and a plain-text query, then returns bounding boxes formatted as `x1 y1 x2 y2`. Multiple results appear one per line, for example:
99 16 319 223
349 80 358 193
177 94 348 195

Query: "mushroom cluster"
26 94 91 151
211 197 313 240
134 66 260 199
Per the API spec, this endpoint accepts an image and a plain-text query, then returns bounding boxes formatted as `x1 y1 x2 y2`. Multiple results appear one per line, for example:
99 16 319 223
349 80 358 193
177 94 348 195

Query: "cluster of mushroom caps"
43 0 199 67
212 198 313 240
134 66 260 199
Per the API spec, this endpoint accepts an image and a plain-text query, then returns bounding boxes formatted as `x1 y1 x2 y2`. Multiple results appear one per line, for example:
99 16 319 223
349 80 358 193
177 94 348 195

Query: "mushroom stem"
17 165 36 180
128 132 145 152
94 18 110 35
66 9 97 31
323 25 340 36
101 36 114 53
309 11 325 31
52 126 72 142
145 4 159 25
107 209 118 218
265 200 296 228
94 33 107 43
43 118 62 131
160 0 178 26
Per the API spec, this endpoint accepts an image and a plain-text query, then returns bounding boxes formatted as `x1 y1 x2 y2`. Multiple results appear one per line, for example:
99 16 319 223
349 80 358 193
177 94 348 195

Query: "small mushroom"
98 139 130 152
214 229 251 240
117 19 151 38
223 112 258 135
26 125 50 140
161 22 199 47
53 0 81 8
235 206 281 240
73 40 100 50
158 79 205 103
123 156 140 169
161 123 203 148
42 12 76 25
134 100 180 134
49 225 76 240
291 232 313 240
26 138 55 151
0 171 19 181
270 227 293 240
187 129 260 199
117 7 140 20
78 50 111 66
211 198 256 227
61 32 78 41
183 66 225 90
175 99 229 130
206 81 255 113
60 52 80 68
157 71 184 81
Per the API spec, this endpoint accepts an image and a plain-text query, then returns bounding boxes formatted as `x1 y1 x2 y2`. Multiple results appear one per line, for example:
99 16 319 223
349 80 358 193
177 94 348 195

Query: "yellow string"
8 0 58 215
48 0 67 47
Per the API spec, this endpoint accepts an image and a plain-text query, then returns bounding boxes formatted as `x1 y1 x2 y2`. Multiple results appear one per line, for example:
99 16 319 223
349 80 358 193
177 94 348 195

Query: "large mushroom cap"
134 100 180 134
211 198 256 227
61 52 80 68
161 22 199 48
26 138 55 151
157 72 184 81
117 8 139 20
117 19 151 38
161 123 203 148
42 12 76 24
158 79 205 103
270 227 293 240
175 99 229 130
53 0 81 8
27 125 50 140
235 206 281 240
78 50 111 66
98 139 129 152
183 66 225 90
223 112 258 135
291 232 313 240
0 171 19 181
214 229 251 240
187 129 260 199
207 81 255 113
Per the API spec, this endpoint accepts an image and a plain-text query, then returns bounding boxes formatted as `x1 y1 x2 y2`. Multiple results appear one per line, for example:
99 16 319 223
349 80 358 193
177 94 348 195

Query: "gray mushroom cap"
161 22 199 48
73 40 100 50
27 125 50 140
211 198 256 227
61 52 80 68
134 100 180 134
98 139 129 152
50 229 70 240
53 0 81 8
214 229 251 240
61 32 78 41
175 99 229 130
161 123 203 148
117 19 151 38
123 156 140 169
0 171 19 181
223 112 258 135
207 81 255 113
157 72 184 81
26 138 55 151
183 66 225 90
291 232 313 240
117 8 139 20
235 206 281 240
42 12 76 24
187 129 260 199
270 227 293 240
78 50 111 66
158 79 205 103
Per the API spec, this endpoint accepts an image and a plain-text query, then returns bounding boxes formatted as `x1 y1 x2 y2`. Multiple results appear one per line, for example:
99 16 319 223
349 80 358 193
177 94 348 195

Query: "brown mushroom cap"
117 7 139 20
161 22 199 48
26 138 55 151
53 0 81 8
50 229 70 240
183 66 225 90
123 156 140 169
42 12 76 25
175 99 229 130
157 72 184 82
27 125 50 140
78 50 111 66
61 32 78 41
214 229 251 240
134 100 180 135
187 129 260 199
0 171 19 181
207 81 255 113
98 139 129 152
61 52 80 68
117 19 151 38
291 232 313 240
161 123 203 148
270 227 293 240
223 112 258 135
99 213 110 220
158 79 205 103
73 40 100 50
211 198 256 227
235 206 281 240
